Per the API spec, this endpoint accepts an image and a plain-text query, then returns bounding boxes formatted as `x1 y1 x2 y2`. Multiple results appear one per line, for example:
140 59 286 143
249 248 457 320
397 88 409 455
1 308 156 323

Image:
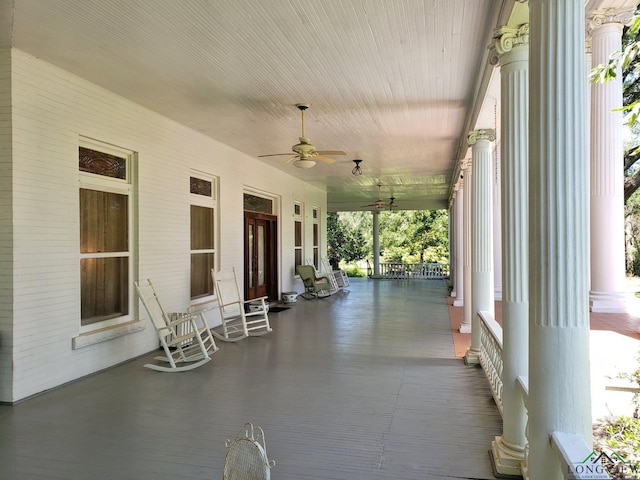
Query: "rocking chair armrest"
242 296 268 305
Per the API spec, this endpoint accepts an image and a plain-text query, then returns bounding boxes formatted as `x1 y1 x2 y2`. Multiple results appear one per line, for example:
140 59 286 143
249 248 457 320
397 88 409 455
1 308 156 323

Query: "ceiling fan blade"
258 153 295 158
284 156 300 164
314 155 337 164
315 150 346 156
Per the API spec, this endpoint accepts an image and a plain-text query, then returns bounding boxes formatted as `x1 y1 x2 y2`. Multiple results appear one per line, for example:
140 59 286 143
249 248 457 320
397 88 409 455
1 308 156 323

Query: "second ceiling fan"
362 183 399 211
258 104 346 169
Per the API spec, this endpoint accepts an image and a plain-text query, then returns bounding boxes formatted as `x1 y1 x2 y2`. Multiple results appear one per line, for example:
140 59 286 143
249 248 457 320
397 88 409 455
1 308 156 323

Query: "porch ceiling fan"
258 104 347 169
362 183 388 210
362 183 399 211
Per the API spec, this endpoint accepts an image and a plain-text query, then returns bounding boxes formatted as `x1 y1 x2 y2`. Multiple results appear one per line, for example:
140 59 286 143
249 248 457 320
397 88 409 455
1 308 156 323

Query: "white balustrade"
478 311 504 415
378 262 450 279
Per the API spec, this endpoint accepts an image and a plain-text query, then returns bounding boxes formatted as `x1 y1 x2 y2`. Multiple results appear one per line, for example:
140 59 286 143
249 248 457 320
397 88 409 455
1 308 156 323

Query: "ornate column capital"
468 129 496 145
587 7 635 34
490 24 530 65
454 176 464 191
459 157 472 171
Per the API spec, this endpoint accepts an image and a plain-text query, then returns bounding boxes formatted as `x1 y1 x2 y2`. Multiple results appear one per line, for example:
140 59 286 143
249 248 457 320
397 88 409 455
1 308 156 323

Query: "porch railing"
478 311 504 415
478 313 601 480
378 262 449 279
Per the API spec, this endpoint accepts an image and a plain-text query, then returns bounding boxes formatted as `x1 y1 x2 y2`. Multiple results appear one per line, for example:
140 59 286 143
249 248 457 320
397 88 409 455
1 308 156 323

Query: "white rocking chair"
211 268 272 342
135 279 217 372
223 423 275 480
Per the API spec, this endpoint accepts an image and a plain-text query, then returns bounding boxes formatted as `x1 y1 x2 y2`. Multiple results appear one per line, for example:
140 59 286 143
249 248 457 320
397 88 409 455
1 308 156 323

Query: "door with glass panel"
244 213 277 301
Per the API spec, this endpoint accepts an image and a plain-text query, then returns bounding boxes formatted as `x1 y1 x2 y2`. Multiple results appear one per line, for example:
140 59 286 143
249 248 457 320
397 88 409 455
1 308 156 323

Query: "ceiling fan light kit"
294 159 316 169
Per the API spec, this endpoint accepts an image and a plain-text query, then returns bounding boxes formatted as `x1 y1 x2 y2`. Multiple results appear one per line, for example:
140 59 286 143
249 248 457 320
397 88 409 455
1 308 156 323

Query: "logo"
568 451 640 479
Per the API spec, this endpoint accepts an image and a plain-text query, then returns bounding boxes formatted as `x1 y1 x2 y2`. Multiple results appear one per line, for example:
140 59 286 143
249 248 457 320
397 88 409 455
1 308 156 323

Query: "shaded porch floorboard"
1 278 502 480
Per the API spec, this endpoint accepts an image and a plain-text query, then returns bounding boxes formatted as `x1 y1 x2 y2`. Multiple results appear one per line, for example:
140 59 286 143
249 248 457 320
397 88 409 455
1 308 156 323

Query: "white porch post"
529 2 592 479
461 162 473 332
449 199 456 296
490 23 529 476
493 148 503 302
372 210 380 277
464 130 495 365
454 183 464 307
588 6 635 313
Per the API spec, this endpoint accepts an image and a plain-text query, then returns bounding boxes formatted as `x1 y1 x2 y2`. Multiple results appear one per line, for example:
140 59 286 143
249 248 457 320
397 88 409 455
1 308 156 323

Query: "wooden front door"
244 212 278 301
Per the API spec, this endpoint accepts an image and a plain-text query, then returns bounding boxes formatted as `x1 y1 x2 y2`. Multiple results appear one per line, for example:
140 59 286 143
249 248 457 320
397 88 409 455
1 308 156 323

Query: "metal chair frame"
223 423 275 480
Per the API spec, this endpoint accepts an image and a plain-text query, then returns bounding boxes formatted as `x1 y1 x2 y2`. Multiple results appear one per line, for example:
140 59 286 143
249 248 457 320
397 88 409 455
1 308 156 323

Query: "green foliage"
600 416 640 478
591 13 640 128
593 354 640 472
379 210 449 264
341 265 367 277
326 209 449 268
627 191 640 275
327 212 370 269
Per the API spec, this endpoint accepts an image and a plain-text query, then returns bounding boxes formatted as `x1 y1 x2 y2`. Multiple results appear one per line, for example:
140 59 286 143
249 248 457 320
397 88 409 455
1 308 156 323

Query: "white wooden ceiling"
1 0 523 211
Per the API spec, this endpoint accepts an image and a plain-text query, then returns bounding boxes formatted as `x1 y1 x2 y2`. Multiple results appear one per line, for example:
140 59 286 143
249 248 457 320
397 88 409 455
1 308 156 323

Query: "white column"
461 162 473 332
529 2 592 479
449 199 456 297
588 7 635 313
454 183 464 307
489 23 529 477
464 130 495 365
372 210 380 277
493 147 503 302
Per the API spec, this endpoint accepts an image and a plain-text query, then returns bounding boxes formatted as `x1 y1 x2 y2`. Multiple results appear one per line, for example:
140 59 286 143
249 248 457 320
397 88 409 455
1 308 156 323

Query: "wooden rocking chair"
296 264 332 299
223 423 275 480
211 268 272 342
134 279 217 372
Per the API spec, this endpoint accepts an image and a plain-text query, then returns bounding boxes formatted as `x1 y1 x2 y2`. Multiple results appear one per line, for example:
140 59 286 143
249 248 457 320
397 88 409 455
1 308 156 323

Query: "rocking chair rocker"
211 267 272 342
223 423 275 480
296 264 332 299
135 279 217 372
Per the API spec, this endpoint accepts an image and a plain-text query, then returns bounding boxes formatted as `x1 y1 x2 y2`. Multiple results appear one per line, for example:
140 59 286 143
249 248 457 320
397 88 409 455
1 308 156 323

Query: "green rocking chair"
296 265 332 299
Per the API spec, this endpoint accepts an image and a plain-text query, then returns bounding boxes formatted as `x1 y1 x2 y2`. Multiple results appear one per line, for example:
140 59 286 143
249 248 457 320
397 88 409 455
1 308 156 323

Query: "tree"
327 210 450 269
379 210 449 264
326 212 369 269
591 12 640 202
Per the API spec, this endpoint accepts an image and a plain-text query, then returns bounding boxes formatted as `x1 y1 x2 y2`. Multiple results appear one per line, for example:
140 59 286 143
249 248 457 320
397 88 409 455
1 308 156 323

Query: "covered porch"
2 277 638 479
0 278 503 480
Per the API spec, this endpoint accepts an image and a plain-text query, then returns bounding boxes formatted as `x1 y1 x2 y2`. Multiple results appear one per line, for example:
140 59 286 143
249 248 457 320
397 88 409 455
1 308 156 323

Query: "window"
79 142 134 328
190 173 217 299
294 202 303 268
244 193 273 214
312 207 320 269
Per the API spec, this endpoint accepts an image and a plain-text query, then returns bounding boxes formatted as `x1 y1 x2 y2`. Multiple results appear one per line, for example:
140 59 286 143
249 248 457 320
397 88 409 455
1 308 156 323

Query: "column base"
459 322 471 333
453 298 464 307
589 290 627 313
490 436 525 478
464 347 481 365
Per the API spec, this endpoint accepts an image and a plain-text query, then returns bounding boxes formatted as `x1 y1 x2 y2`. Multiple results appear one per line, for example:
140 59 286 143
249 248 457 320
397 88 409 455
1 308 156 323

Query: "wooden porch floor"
0 278 502 480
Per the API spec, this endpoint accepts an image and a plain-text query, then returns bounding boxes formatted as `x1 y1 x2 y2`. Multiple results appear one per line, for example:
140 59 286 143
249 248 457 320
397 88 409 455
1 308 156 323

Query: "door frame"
244 211 278 302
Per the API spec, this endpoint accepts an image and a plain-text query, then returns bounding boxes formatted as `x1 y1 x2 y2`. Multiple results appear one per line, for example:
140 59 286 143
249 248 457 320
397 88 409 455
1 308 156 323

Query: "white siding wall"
0 49 13 402
6 49 326 402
